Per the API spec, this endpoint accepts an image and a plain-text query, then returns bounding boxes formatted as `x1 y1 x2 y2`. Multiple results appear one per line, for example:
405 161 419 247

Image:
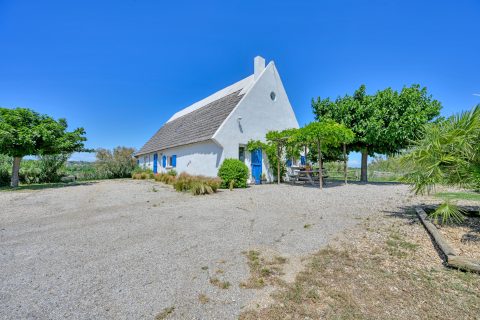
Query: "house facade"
135 56 299 183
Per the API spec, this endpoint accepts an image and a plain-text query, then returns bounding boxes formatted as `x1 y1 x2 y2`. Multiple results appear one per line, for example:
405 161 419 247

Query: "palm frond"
430 200 465 224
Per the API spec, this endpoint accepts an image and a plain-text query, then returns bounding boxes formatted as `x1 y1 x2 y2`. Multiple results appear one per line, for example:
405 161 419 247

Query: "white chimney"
254 56 265 80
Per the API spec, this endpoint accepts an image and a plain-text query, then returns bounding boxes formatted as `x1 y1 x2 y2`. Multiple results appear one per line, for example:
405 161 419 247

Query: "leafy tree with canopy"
401 105 480 223
298 120 354 189
312 84 441 182
0 108 87 187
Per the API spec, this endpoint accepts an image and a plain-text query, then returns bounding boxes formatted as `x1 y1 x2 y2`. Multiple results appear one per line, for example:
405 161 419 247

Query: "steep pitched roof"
136 90 244 156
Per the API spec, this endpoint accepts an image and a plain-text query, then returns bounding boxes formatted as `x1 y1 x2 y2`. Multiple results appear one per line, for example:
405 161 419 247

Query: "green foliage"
167 169 177 176
95 147 137 179
246 140 267 152
401 105 480 194
63 161 102 181
429 201 466 225
0 107 87 157
37 154 70 183
0 155 10 186
0 107 87 187
299 120 354 147
217 158 249 188
401 105 480 224
312 84 441 180
0 154 70 185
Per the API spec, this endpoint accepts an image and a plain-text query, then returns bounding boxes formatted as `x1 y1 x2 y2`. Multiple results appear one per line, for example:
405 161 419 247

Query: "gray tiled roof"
136 90 244 156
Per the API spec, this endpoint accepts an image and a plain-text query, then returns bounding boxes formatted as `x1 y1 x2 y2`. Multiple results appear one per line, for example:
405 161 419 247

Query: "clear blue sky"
1 0 479 165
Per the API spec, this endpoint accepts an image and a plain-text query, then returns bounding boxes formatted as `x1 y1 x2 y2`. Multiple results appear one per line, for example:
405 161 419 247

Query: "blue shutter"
286 159 292 167
172 155 177 167
300 156 306 165
162 155 166 168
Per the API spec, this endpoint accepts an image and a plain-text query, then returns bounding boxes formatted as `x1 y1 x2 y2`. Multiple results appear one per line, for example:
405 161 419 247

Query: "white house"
135 56 299 184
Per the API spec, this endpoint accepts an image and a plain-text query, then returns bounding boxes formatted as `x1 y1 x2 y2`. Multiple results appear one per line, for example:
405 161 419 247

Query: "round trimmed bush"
218 159 249 188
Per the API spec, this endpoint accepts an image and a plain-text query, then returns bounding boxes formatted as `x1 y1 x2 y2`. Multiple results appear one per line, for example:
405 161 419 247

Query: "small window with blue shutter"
171 155 177 167
300 155 306 166
286 159 292 167
162 155 166 168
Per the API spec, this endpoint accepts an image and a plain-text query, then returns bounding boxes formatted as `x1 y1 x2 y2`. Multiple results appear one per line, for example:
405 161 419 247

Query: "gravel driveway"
0 180 413 319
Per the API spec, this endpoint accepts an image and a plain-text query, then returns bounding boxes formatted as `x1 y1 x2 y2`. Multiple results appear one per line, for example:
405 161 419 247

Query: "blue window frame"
171 155 177 167
162 155 166 168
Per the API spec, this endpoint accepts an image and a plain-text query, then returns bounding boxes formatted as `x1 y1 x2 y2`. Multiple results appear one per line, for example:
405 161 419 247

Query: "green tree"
0 108 87 187
95 146 137 179
298 120 354 189
312 84 441 182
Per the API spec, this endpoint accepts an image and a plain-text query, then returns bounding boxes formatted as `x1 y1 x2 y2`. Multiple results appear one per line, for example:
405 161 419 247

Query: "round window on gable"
270 91 276 101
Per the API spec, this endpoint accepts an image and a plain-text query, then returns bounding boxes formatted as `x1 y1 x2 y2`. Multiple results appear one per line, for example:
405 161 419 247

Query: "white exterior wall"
138 141 222 177
213 62 299 182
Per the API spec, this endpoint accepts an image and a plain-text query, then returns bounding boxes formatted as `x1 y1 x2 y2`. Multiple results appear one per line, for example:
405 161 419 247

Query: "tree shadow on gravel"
0 181 97 192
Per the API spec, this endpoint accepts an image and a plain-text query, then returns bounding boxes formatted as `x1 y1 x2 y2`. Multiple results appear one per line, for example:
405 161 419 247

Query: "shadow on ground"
0 181 97 192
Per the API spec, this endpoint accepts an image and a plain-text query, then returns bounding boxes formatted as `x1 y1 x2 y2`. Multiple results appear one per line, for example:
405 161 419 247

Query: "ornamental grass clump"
173 172 220 195
154 172 176 184
217 159 249 188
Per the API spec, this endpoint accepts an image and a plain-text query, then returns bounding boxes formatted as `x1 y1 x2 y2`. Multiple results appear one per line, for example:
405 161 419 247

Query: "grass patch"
240 220 480 320
198 293 210 304
386 231 420 258
240 250 287 289
435 192 480 202
154 306 175 320
209 277 231 289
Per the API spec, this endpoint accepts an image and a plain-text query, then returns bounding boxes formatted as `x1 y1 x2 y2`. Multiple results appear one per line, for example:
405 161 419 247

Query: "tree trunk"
360 147 368 183
317 140 323 190
11 156 22 188
343 143 347 185
277 145 281 185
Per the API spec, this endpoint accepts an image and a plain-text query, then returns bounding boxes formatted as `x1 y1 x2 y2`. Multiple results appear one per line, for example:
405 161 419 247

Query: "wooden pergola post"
317 139 323 190
276 144 281 185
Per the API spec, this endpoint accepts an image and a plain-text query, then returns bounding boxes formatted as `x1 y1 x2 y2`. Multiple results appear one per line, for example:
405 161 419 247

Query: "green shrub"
0 154 10 186
218 159 249 188
167 169 177 176
95 147 137 179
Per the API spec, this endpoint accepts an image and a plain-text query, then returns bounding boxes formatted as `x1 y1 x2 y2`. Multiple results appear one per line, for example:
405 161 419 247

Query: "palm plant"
401 105 480 223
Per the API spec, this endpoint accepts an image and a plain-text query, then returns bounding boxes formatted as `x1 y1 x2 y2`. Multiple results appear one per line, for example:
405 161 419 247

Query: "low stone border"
415 207 480 273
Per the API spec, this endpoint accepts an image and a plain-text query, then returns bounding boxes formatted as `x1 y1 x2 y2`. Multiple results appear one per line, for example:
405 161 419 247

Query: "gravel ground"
0 179 415 320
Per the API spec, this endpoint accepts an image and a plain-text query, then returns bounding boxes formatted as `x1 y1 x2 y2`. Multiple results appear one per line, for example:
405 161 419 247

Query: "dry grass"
240 250 288 289
198 293 210 304
436 215 480 260
240 213 480 320
154 306 175 320
209 277 231 289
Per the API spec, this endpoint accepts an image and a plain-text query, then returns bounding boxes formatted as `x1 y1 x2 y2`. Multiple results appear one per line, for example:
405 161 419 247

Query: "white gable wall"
213 62 299 182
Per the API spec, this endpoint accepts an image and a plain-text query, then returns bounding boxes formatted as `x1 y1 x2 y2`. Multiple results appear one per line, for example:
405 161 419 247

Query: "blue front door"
153 153 158 173
251 149 262 185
